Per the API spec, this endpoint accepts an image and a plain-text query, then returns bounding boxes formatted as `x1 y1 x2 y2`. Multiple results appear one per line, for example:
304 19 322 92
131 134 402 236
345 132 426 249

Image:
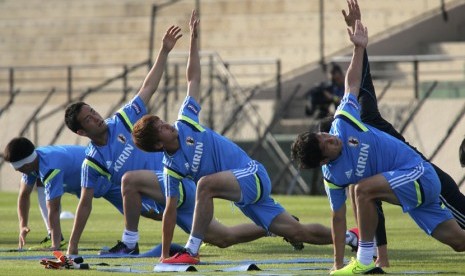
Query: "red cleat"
161 249 199 265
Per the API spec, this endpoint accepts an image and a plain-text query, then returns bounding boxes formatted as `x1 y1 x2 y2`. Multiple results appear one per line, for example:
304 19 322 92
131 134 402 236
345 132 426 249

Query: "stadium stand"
0 0 464 193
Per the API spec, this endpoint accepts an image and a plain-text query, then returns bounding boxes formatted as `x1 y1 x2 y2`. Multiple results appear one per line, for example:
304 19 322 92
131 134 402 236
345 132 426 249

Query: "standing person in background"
292 17 465 275
320 0 465 268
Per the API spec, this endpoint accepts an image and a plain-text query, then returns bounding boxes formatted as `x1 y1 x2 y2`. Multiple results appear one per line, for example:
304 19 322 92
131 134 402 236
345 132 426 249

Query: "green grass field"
0 191 463 275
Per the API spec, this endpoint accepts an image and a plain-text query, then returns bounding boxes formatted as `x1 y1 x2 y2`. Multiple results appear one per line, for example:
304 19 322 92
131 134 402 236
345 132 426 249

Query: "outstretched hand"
342 0 361 30
347 20 368 48
190 9 200 39
162 25 182 52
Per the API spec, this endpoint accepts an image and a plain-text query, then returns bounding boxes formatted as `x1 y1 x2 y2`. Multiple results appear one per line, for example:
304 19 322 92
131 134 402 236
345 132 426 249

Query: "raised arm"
137 25 182 106
186 10 201 101
342 0 361 32
344 20 368 99
343 0 377 113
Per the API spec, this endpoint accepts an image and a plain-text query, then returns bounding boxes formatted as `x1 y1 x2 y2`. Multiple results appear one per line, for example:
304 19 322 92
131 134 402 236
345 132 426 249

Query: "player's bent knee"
121 180 135 195
354 184 373 202
121 171 137 187
196 177 215 197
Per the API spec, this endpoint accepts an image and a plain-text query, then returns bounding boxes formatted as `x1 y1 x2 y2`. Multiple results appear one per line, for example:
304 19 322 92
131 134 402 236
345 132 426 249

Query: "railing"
0 0 288 191
0 51 293 191
331 53 465 189
331 54 465 100
198 52 306 192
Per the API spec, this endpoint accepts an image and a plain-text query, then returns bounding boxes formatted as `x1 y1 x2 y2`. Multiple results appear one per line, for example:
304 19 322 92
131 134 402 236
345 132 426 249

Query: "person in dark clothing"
305 63 345 118
317 0 465 268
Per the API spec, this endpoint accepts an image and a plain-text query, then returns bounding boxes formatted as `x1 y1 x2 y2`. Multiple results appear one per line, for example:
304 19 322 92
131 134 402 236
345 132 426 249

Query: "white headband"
10 151 37 170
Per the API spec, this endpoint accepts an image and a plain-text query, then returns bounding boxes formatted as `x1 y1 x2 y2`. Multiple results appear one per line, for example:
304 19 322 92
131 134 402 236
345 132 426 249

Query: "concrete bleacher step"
0 0 153 19
1 0 453 76
427 42 465 56
273 118 314 135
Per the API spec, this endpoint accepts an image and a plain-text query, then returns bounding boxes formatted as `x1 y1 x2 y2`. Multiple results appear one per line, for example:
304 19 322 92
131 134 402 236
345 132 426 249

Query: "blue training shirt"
322 93 424 211
163 96 253 198
82 95 164 197
22 145 85 200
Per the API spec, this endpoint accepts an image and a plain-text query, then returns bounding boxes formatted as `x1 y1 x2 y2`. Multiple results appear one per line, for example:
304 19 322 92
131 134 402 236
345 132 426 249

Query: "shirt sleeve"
116 95 148 131
336 93 362 119
42 169 65 201
334 93 369 133
324 178 348 211
163 167 184 199
81 157 111 189
178 96 201 123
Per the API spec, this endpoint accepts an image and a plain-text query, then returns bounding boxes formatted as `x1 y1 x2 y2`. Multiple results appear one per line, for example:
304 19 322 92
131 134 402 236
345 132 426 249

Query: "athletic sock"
185 235 202 255
121 230 139 249
357 240 375 265
37 186 50 234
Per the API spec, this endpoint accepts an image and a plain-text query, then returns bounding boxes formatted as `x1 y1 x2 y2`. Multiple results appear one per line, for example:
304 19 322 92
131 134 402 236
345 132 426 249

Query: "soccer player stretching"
291 19 465 274
132 10 357 264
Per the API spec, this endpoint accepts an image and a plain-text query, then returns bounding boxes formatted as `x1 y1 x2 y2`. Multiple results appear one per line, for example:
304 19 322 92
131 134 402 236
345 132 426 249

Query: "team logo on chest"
117 134 127 144
186 136 195 146
348 136 359 147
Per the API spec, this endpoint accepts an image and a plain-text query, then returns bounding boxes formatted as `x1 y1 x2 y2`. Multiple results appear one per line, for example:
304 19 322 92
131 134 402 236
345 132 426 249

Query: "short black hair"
4 137 35 162
65 102 87 133
291 131 323 169
459 137 465 167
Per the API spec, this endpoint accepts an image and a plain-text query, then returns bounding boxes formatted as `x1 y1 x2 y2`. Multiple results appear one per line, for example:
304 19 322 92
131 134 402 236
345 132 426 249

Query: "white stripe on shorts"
234 161 259 179
390 163 425 190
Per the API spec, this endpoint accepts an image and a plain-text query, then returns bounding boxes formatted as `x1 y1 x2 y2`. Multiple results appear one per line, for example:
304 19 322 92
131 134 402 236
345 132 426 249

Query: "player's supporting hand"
347 20 368 49
18 226 30 249
161 25 182 52
342 0 361 30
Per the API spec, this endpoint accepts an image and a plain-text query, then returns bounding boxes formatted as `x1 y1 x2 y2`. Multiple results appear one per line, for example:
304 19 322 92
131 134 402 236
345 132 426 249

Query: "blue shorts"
154 171 195 234
46 180 81 201
174 178 196 233
232 161 285 230
383 161 453 234
46 181 65 201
